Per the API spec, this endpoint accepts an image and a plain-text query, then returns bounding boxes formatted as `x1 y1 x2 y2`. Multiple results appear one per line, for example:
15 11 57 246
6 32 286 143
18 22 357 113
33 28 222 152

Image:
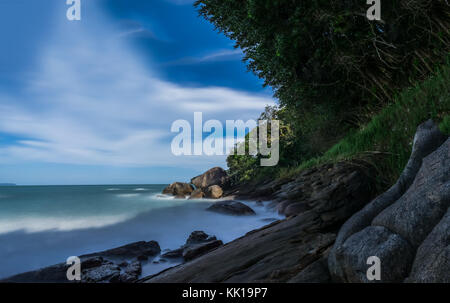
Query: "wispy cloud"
0 5 273 170
164 49 243 66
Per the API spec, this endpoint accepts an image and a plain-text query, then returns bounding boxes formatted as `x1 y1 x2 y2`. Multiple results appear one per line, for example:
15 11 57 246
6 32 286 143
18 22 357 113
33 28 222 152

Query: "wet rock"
162 231 219 261
161 248 184 259
82 263 121 283
205 185 223 199
183 240 223 262
81 257 104 269
206 200 256 216
137 255 148 261
186 231 216 245
81 241 161 260
119 261 142 283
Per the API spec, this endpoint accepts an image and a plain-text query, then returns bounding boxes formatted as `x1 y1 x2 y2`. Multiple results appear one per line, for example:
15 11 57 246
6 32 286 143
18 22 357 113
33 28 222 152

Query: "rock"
287 258 331 283
339 226 415 282
406 208 450 282
162 182 194 196
140 214 336 283
1 263 72 283
186 231 215 244
1 240 160 283
284 202 311 217
162 231 218 260
161 248 184 259
81 257 104 269
119 261 142 283
206 201 256 216
137 255 148 261
191 167 228 189
328 121 448 283
189 188 204 199
81 241 161 260
183 240 223 262
82 263 121 283
205 185 223 199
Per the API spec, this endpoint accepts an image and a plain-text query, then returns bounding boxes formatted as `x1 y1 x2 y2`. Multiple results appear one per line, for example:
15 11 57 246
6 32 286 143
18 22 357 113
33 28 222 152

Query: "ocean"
0 185 281 279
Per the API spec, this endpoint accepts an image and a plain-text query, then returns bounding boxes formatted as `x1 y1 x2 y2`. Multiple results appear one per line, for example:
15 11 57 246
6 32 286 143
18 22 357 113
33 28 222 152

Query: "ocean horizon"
0 184 281 279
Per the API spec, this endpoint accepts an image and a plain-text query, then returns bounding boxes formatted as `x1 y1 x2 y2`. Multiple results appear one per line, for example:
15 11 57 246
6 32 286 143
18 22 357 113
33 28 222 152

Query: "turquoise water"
0 185 281 279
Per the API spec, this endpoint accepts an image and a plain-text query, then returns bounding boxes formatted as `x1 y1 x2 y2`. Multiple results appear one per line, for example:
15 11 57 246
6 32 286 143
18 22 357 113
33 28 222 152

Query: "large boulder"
205 185 223 199
162 182 194 197
191 167 228 189
206 200 256 216
329 120 448 282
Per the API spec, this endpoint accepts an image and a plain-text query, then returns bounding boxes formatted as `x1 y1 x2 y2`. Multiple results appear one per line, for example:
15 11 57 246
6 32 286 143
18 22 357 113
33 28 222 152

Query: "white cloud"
165 49 243 66
0 5 274 169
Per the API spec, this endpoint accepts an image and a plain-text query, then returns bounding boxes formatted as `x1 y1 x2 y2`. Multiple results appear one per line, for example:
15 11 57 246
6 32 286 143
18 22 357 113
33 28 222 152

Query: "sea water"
0 185 282 279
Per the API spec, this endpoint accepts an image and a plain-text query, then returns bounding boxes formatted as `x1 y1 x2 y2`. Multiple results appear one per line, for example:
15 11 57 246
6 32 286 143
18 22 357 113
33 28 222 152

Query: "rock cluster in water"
162 167 229 200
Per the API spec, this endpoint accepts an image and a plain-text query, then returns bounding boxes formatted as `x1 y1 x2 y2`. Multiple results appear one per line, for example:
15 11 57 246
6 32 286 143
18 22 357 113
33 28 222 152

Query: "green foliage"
280 62 450 186
195 0 450 187
195 0 449 110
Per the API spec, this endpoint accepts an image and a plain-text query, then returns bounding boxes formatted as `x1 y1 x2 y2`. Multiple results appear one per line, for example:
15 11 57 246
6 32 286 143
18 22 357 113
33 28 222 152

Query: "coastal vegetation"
194 0 450 190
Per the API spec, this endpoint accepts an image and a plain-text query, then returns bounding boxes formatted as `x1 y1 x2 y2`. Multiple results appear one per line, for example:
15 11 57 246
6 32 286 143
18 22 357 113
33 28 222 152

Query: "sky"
0 0 275 185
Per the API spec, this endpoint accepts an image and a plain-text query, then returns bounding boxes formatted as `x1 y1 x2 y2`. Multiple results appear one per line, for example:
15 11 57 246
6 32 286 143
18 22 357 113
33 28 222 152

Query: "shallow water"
0 185 282 279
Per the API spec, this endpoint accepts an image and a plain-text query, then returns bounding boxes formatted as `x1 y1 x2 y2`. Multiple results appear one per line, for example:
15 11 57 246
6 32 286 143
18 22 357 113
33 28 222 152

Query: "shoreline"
1 192 280 283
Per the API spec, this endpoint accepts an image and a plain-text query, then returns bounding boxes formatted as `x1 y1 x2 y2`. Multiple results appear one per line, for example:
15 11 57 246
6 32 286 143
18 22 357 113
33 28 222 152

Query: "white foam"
116 193 140 198
106 188 120 191
0 215 132 234
134 188 149 191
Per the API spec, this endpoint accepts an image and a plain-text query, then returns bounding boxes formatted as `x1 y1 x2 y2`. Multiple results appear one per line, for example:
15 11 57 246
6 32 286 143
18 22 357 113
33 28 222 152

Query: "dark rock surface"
119 261 142 283
406 208 450 283
183 240 223 261
186 231 216 244
329 120 448 282
82 241 161 260
2 241 161 283
140 216 337 283
206 200 256 216
191 167 228 189
161 231 221 262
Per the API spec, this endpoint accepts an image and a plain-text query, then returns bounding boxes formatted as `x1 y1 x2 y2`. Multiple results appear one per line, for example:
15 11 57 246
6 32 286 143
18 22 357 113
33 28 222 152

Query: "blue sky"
0 0 274 185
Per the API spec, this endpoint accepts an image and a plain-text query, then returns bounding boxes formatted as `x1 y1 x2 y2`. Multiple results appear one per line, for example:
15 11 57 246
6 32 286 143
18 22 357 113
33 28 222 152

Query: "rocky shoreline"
139 120 449 283
3 120 448 283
